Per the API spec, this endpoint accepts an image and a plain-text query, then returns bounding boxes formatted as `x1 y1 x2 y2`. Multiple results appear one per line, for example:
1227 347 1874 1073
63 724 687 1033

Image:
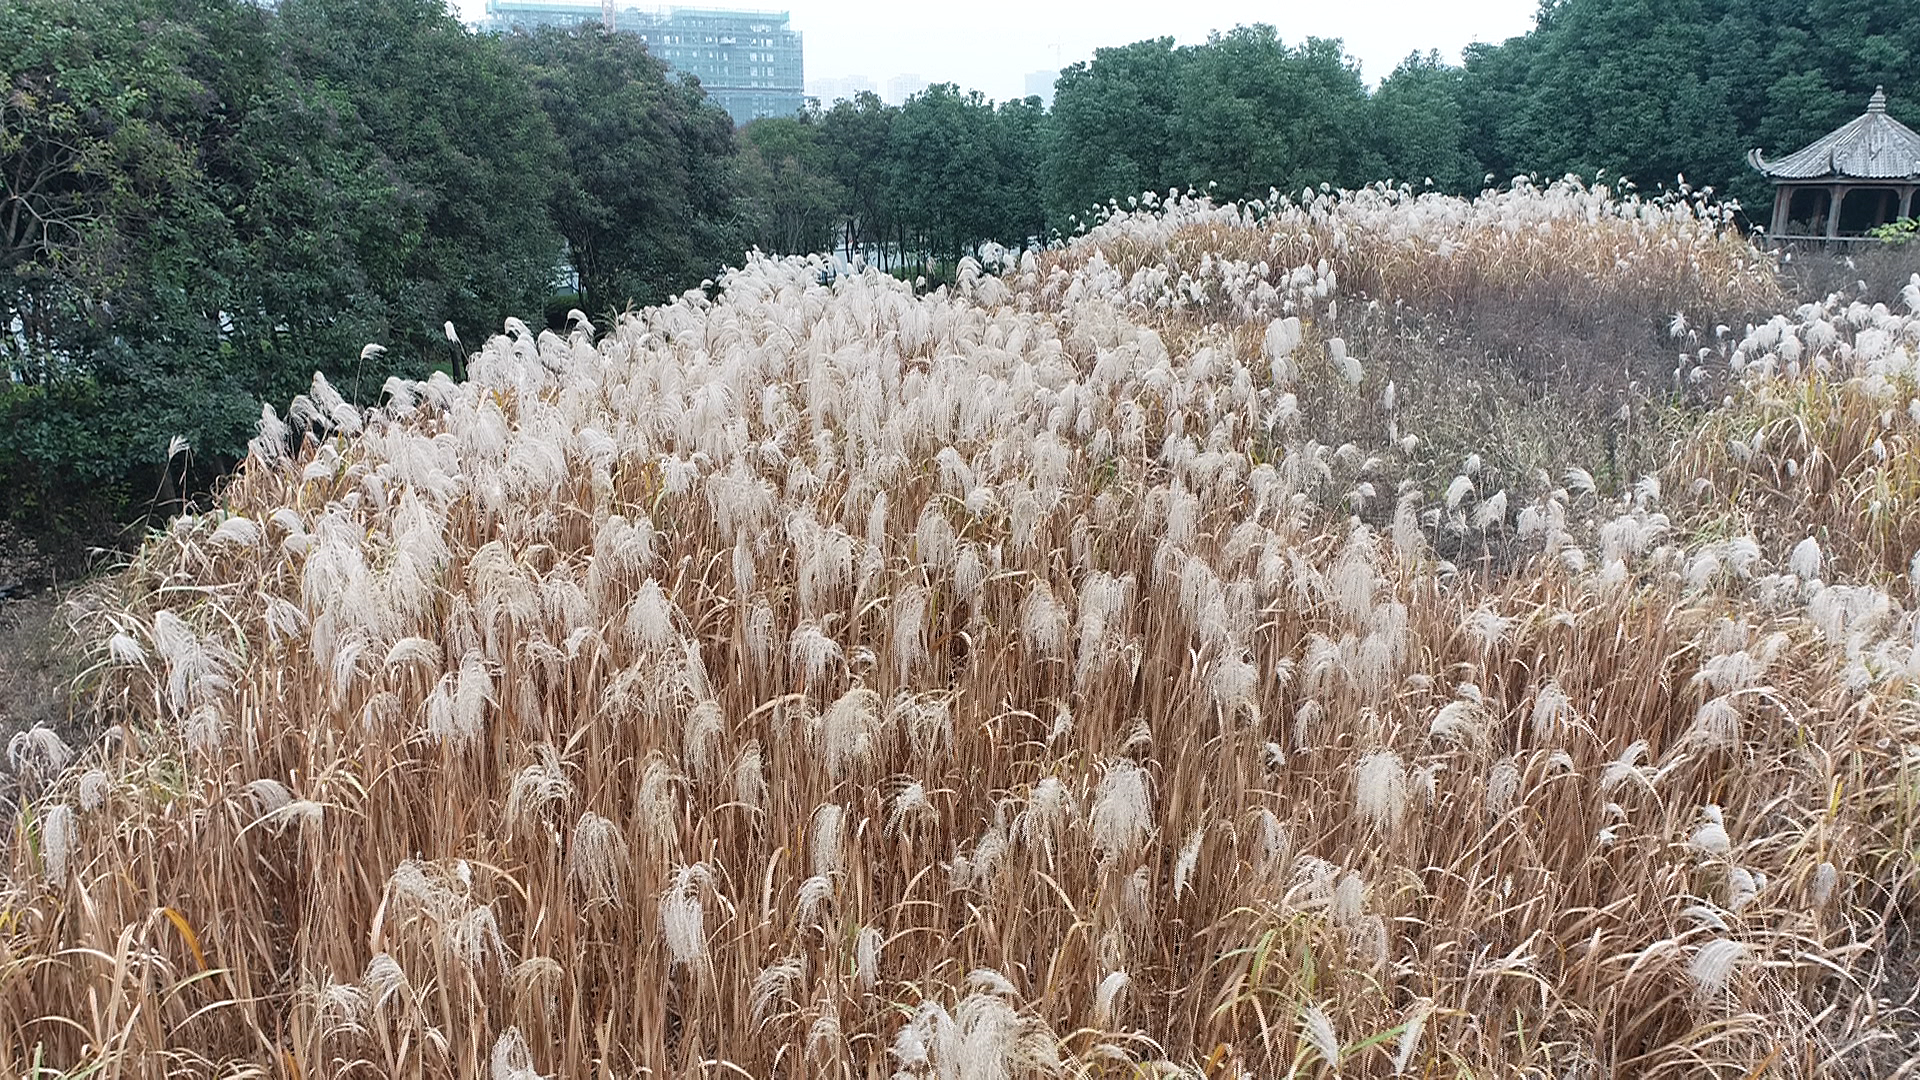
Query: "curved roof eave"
1748 88 1920 182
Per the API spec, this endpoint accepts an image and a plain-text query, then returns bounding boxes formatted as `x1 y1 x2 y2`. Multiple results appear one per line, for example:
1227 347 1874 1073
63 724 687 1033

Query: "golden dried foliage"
3 183 1917 1078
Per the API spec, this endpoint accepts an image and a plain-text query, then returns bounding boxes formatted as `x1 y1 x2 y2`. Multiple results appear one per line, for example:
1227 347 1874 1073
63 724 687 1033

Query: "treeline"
2 0 749 546
751 6 1920 262
5 0 1916 556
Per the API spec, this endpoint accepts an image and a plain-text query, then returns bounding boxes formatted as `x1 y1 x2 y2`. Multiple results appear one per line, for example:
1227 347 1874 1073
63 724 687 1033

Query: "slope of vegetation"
4 183 1919 1078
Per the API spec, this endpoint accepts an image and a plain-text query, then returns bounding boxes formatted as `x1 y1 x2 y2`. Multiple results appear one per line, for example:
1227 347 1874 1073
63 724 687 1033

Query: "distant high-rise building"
482 2 803 125
806 74 876 105
1024 69 1057 109
885 74 928 106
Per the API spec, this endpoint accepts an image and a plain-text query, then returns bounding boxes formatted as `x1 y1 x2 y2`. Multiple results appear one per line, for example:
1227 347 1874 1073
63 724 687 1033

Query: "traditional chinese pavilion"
1748 87 1920 240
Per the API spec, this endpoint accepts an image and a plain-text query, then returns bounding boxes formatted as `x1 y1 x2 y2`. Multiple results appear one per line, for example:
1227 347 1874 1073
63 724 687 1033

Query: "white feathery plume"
1393 1000 1431 1075
891 584 930 683
1264 316 1302 384
1472 489 1507 530
951 992 1060 1078
953 543 986 597
821 687 879 779
795 874 834 927
1093 970 1130 1028
658 863 712 972
1486 757 1521 818
1462 605 1511 652
107 631 147 666
810 803 846 879
1328 336 1363 385
490 1027 545 1080
626 579 677 651
1691 805 1732 856
1020 580 1069 658
637 758 677 849
1355 750 1409 834
1692 695 1741 749
733 741 766 810
1445 474 1474 510
807 1000 842 1061
506 744 573 836
1299 1003 1341 1069
210 515 262 548
915 501 956 567
568 812 624 905
78 769 110 813
1332 870 1365 924
1429 699 1486 748
682 699 724 780
1811 862 1839 906
41 803 76 883
789 623 843 687
888 780 934 837
1789 536 1822 581
746 599 776 674
856 925 882 990
8 724 72 778
1172 827 1204 898
1532 679 1574 740
965 967 1018 997
1689 939 1747 1001
1089 760 1152 862
450 650 494 744
750 955 805 1026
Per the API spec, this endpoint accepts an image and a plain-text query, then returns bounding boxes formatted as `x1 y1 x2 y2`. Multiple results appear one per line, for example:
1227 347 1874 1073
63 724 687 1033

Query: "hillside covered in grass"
5 182 1920 1077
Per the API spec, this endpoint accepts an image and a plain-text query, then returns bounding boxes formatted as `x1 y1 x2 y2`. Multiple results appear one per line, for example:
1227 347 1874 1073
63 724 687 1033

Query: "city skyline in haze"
456 0 1541 105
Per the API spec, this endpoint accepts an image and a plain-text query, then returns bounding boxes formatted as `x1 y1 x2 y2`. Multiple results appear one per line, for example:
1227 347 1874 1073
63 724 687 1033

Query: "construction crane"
601 0 614 31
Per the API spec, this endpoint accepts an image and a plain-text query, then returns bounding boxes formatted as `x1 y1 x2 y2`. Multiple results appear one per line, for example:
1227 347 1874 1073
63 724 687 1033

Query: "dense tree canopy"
0 0 747 547
1459 0 1920 205
506 26 746 313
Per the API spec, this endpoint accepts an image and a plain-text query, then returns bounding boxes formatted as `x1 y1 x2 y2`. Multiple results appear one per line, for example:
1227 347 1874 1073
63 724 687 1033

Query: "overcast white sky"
458 1 1543 101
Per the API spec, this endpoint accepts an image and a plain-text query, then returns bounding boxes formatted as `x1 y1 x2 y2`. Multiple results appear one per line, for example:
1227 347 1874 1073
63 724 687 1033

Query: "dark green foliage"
887 84 1018 260
1045 29 1377 222
816 92 899 262
273 0 565 352
1046 38 1184 223
0 0 750 559
743 86 1047 264
739 112 844 259
1170 30 1374 202
1461 0 1920 206
505 26 747 313
1371 52 1483 193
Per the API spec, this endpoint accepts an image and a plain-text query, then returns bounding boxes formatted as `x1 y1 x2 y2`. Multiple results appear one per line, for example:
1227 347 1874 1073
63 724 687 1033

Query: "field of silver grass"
5 180 1920 1078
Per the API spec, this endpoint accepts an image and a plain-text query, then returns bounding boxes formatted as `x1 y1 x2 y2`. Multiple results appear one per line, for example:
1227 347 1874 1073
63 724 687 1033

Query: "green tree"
1170 29 1374 201
989 96 1050 247
0 0 339 536
504 25 745 313
887 83 1000 262
277 0 564 347
739 112 844 256
1460 0 1920 207
1370 51 1483 192
818 91 898 264
1046 38 1184 224
1 0 569 549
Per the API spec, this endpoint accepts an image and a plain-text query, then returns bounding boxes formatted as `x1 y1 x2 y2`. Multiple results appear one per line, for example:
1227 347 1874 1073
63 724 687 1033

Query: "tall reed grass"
3 183 1917 1078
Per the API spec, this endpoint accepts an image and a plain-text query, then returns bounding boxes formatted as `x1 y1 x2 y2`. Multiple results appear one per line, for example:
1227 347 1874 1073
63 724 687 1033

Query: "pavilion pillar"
1903 187 1915 221
1769 186 1791 237
1826 185 1845 239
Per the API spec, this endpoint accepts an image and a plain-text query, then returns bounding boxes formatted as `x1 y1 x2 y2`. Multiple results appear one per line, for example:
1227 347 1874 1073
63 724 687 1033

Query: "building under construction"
482 1 803 125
